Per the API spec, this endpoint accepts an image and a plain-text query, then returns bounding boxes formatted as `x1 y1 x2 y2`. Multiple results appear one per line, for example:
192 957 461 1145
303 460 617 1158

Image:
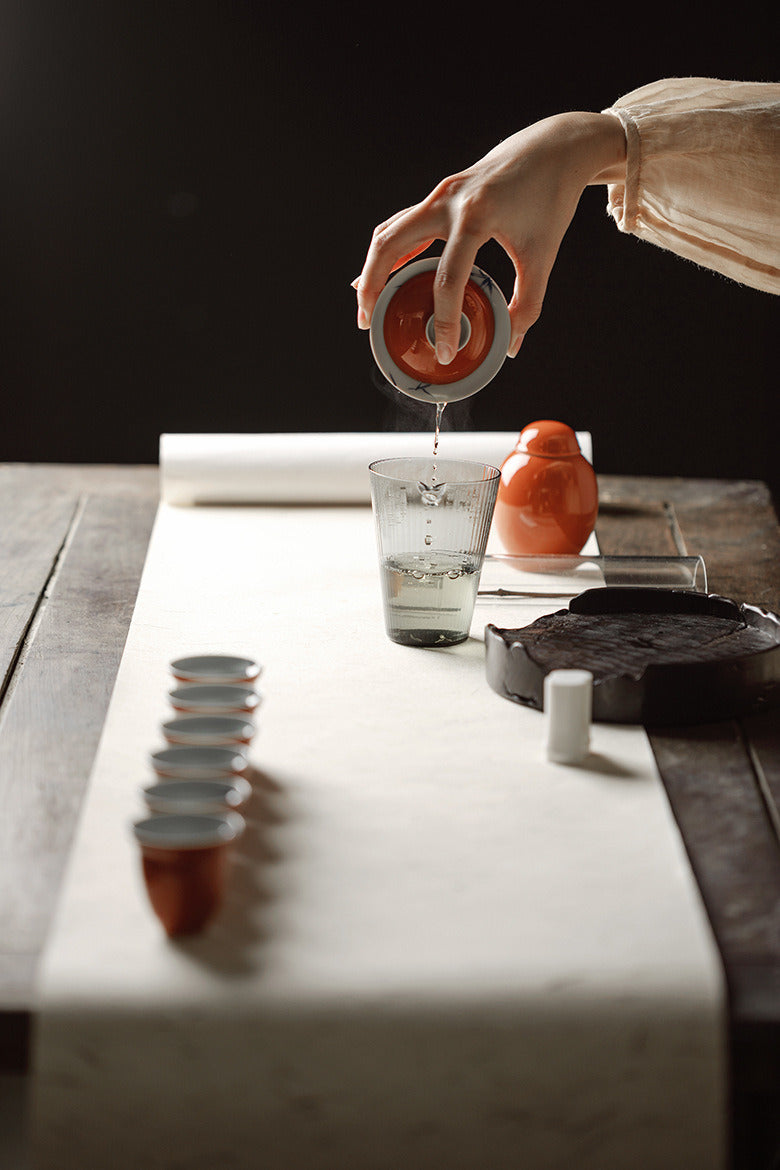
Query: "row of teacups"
132 654 261 935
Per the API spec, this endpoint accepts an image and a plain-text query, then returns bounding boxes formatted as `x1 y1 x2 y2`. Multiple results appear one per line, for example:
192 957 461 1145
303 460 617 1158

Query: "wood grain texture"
0 463 159 499
595 499 682 557
598 479 780 1170
599 476 780 611
0 485 79 695
0 492 158 950
649 722 780 1170
599 483 780 993
743 709 780 841
0 488 158 1069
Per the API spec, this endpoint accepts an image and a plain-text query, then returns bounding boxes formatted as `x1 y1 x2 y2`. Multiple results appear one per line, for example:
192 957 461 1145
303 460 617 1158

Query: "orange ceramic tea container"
133 812 245 937
493 421 598 555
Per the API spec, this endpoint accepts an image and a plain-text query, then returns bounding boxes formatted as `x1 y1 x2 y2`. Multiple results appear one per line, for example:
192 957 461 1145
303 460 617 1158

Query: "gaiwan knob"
493 420 598 555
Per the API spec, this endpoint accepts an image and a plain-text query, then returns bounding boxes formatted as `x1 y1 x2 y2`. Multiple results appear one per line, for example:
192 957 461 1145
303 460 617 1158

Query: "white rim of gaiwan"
369 256 511 406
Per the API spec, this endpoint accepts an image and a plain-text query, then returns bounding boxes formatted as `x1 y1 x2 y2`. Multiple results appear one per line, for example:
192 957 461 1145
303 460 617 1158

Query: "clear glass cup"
369 456 500 647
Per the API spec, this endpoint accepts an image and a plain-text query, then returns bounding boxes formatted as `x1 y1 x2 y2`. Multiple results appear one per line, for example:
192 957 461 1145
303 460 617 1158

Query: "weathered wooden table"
1 464 779 1169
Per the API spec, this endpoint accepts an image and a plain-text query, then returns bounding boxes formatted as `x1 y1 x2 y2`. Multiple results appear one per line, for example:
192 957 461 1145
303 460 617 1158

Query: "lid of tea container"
516 420 582 457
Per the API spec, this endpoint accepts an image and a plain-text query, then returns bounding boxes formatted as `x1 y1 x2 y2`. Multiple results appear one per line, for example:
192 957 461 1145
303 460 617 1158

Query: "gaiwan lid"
369 256 511 405
515 420 583 458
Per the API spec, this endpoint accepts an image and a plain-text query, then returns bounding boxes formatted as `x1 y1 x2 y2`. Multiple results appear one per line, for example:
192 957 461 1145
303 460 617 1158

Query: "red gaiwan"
369 256 511 404
493 421 598 555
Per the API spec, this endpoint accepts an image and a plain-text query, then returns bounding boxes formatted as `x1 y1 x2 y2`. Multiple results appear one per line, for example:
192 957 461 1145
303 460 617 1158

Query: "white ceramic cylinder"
544 669 593 764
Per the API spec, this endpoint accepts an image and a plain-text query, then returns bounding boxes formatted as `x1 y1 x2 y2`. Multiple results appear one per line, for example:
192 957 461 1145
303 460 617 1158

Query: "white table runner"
31 434 725 1169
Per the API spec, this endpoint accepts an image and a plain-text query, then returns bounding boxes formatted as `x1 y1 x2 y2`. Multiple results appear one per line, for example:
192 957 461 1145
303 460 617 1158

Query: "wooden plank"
0 491 158 1069
648 722 780 974
0 483 79 693
742 709 780 842
672 481 780 613
666 481 780 988
0 462 159 500
595 497 682 557
0 1069 28 1170
648 722 780 1170
598 476 780 610
598 484 780 1169
596 488 780 972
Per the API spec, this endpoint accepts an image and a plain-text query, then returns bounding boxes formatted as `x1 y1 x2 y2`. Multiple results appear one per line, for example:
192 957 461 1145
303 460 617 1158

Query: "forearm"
549 110 627 186
478 110 627 195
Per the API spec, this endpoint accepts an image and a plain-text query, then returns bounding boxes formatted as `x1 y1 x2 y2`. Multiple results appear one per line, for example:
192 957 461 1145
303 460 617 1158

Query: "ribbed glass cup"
369 457 500 647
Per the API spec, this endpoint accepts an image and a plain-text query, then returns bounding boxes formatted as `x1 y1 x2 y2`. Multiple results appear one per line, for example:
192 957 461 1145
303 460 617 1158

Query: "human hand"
354 111 626 362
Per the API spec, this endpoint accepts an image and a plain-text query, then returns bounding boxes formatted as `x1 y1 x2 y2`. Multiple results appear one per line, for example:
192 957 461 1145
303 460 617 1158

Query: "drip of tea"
431 401 446 486
421 403 448 545
432 402 445 459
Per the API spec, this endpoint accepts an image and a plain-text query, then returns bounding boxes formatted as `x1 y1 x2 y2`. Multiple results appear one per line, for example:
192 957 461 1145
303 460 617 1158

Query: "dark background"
0 3 777 506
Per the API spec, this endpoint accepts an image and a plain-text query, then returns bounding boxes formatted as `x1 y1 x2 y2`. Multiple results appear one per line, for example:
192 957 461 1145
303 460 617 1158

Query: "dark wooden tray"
485 587 780 725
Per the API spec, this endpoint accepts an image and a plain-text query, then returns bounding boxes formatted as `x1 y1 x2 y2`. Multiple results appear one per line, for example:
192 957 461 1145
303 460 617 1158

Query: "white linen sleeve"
601 78 780 294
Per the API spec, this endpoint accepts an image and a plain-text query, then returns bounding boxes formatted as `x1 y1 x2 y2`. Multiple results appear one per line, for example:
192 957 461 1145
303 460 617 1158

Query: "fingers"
354 199 485 368
354 181 551 365
354 204 441 330
501 240 551 358
506 284 544 356
357 240 435 330
429 229 481 364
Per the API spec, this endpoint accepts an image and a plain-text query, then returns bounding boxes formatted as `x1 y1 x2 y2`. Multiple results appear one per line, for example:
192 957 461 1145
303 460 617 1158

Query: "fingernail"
357 307 369 330
436 343 454 366
508 333 525 358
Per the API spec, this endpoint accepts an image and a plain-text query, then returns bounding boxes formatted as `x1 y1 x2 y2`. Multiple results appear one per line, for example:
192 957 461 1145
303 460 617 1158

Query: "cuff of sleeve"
600 107 640 233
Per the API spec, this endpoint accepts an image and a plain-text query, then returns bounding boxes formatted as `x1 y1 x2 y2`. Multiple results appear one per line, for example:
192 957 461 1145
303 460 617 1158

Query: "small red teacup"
133 812 245 937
